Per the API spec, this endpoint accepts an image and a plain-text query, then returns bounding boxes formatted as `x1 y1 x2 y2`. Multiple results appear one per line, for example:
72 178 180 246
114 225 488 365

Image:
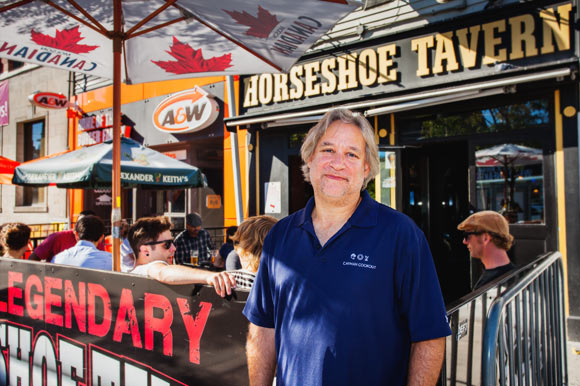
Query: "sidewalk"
568 340 580 385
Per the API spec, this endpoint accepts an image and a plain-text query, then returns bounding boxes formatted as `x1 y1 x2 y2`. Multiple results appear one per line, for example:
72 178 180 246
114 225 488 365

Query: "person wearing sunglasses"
127 216 236 297
458 210 515 289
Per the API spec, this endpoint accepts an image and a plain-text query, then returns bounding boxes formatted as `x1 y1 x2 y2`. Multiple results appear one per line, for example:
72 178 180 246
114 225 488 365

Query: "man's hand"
407 337 445 386
247 323 276 386
206 271 236 297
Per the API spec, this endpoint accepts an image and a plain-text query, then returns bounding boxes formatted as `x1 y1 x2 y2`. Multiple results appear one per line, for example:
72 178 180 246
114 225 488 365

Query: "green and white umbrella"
13 137 206 189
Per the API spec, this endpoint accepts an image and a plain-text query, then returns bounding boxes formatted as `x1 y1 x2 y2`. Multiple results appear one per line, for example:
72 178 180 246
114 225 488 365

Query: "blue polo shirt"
243 191 451 386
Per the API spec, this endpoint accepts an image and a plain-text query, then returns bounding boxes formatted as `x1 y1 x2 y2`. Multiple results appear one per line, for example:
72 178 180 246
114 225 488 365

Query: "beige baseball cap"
458 211 514 248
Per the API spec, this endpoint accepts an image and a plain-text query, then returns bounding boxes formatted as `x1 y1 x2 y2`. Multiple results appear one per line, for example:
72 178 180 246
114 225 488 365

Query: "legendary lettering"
0 270 212 366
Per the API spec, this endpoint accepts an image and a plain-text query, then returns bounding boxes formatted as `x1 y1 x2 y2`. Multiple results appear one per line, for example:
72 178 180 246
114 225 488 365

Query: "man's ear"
482 233 492 245
139 244 149 256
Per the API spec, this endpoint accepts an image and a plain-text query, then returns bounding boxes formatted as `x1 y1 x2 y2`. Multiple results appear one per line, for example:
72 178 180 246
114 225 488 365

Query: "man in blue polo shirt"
243 108 451 386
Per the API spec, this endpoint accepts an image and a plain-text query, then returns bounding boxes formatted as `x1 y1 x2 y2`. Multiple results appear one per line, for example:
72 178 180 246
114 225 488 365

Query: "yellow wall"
222 76 250 226
74 77 226 113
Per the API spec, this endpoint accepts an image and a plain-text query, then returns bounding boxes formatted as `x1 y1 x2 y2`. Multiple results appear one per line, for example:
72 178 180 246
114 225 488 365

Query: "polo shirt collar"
76 239 97 249
296 190 378 228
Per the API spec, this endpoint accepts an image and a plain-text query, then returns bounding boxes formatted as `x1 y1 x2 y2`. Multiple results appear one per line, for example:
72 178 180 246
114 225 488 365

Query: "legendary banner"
0 258 250 386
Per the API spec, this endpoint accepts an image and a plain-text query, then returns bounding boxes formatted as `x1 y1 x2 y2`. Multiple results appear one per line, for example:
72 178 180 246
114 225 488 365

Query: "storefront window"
475 142 544 224
16 119 46 207
161 189 186 229
400 98 550 142
377 150 396 208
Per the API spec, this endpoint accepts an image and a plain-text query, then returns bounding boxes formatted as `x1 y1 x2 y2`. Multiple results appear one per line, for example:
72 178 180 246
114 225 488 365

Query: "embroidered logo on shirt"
342 252 376 270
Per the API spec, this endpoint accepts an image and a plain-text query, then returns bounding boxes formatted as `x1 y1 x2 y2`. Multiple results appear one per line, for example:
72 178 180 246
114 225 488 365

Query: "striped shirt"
229 270 256 290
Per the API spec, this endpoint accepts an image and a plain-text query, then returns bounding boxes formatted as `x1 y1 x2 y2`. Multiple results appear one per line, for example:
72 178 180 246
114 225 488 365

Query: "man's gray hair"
300 108 379 189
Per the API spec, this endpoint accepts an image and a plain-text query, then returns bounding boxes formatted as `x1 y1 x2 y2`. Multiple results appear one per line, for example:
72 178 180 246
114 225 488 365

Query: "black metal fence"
441 252 568 385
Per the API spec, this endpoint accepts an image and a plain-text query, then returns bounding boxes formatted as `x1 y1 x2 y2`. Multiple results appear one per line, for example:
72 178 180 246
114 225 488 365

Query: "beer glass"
190 249 199 265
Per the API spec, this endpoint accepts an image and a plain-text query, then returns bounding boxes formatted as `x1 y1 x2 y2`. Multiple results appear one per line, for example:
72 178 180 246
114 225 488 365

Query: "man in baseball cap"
458 211 515 289
173 212 216 266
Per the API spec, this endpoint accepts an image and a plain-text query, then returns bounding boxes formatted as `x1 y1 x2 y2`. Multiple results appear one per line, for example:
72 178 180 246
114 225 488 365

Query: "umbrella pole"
111 1 122 271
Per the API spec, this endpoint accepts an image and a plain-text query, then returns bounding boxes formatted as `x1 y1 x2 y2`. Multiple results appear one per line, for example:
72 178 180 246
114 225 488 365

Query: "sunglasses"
462 231 483 240
144 239 174 249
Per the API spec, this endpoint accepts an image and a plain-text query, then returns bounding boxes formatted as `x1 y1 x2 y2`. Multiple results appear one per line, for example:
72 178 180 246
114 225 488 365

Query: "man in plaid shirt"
173 212 215 265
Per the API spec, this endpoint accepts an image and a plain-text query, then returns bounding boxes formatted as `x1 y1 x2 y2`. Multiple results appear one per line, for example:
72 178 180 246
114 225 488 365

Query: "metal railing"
482 252 567 386
441 252 567 385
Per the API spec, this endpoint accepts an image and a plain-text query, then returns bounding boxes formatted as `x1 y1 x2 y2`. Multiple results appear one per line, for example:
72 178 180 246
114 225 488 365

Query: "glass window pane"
475 142 544 224
378 150 396 208
399 98 550 142
17 119 46 207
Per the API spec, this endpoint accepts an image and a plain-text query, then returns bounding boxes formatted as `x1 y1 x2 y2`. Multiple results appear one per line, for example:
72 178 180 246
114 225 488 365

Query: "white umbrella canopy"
0 0 358 270
0 0 357 83
475 143 543 167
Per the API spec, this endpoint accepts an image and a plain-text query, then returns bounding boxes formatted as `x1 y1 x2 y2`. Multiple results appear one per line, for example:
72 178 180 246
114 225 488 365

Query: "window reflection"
378 151 396 208
17 119 46 207
400 98 550 142
475 143 544 224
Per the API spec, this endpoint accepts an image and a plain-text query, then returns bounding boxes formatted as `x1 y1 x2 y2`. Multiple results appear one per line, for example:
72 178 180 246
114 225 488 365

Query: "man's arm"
30 233 57 261
146 263 236 297
28 252 42 261
246 323 276 386
407 337 445 386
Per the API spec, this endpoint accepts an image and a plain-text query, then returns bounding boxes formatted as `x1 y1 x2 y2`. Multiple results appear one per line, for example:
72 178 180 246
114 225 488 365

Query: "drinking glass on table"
190 249 199 265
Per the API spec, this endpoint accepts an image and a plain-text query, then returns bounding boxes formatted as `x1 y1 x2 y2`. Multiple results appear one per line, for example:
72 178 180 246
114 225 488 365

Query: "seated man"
458 210 516 289
173 212 215 266
52 215 112 270
30 210 105 261
128 216 236 297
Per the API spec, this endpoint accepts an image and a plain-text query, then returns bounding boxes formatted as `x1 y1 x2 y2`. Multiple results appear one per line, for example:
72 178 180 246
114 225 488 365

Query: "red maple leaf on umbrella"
152 37 232 74
223 6 279 39
30 26 99 54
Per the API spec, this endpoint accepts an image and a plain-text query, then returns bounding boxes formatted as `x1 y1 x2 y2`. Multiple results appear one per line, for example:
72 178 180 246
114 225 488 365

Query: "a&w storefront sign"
152 87 219 134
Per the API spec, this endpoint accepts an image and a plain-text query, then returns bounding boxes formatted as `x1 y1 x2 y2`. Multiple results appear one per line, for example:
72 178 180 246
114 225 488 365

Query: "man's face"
148 229 176 263
463 231 485 259
186 225 201 238
307 121 369 202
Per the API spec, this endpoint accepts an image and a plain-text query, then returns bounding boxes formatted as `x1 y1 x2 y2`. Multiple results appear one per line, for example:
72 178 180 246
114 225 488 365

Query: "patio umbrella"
12 137 205 188
0 0 357 269
0 155 19 184
475 143 543 219
476 143 543 168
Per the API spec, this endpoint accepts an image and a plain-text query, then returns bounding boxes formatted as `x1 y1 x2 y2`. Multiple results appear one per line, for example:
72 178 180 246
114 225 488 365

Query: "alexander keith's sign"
241 3 573 114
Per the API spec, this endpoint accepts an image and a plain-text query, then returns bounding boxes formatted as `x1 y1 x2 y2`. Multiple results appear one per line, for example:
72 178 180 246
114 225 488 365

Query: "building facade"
0 63 70 228
71 76 234 229
226 1 580 337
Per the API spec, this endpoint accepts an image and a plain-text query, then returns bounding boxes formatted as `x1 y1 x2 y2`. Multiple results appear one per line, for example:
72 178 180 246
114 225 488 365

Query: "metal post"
111 0 122 271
